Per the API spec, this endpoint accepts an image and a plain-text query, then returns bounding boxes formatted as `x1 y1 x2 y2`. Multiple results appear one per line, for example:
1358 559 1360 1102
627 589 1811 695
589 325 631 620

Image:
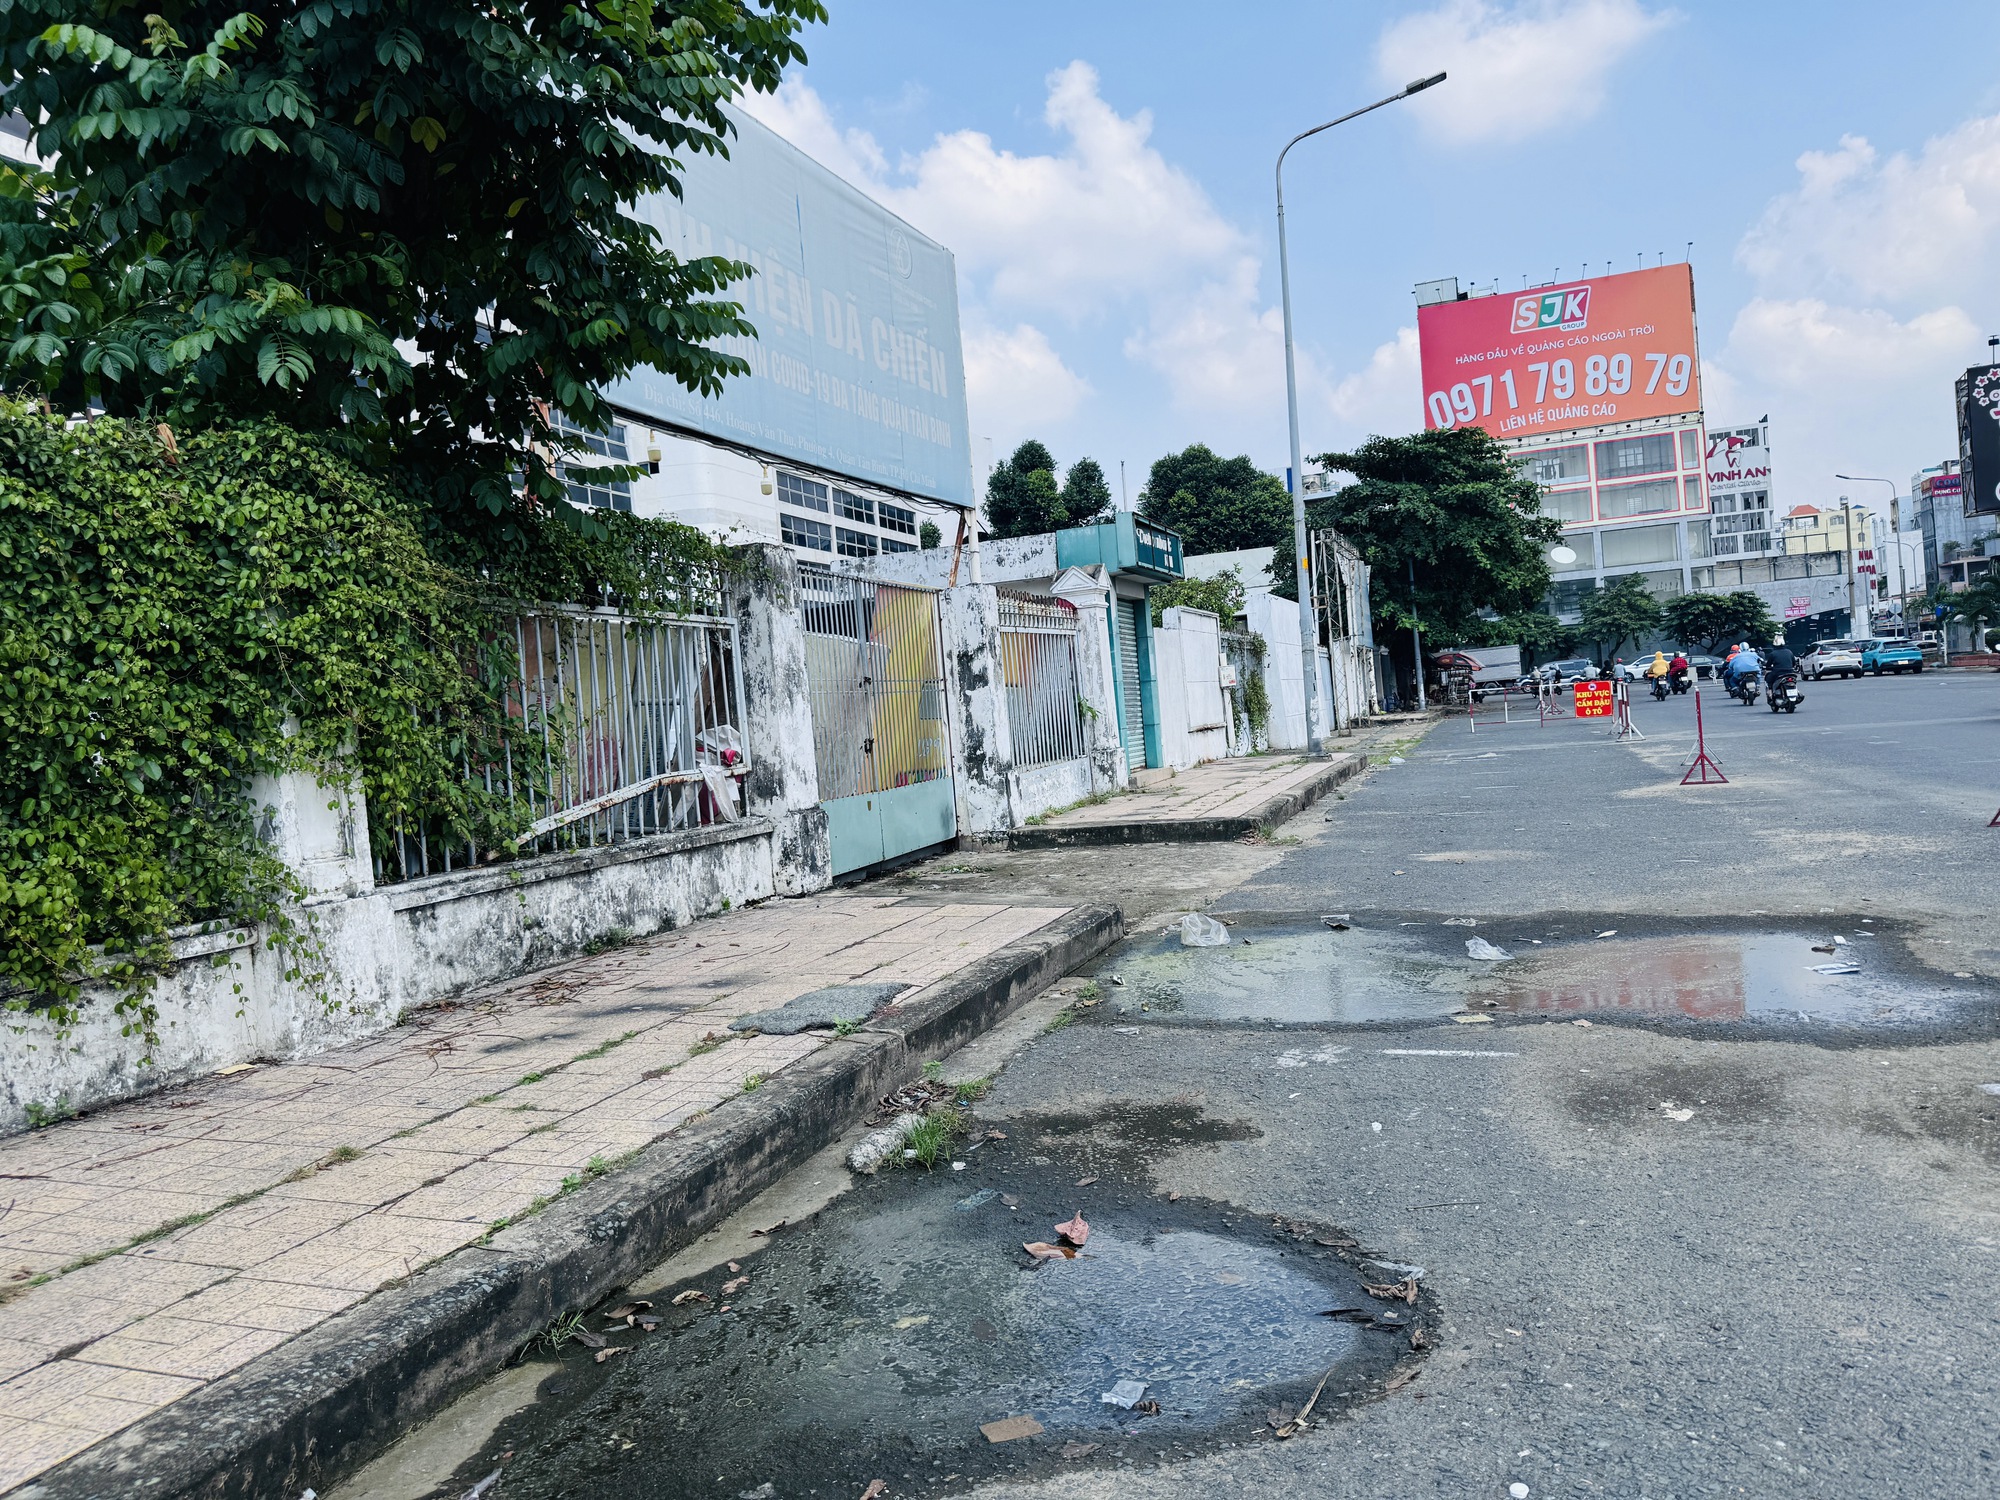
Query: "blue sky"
744 1 2000 512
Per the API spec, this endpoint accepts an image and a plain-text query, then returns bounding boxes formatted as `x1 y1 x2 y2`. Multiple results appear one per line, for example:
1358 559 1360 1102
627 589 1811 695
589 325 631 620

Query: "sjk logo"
1512 285 1591 333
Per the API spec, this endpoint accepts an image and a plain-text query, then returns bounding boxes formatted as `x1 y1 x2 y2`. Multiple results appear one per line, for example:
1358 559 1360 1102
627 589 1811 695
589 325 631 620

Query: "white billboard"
607 106 973 506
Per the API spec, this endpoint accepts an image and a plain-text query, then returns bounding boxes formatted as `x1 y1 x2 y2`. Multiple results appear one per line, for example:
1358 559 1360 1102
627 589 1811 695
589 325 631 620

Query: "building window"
778 472 829 513
835 526 878 559
881 537 916 554
1594 433 1677 479
782 513 832 552
833 488 874 524
1682 474 1704 509
1519 444 1589 486
1690 566 1715 588
1553 531 1595 570
1679 428 1700 468
1544 488 1593 524
879 501 917 536
1687 519 1711 559
551 412 632 512
1598 479 1679 519
1550 577 1598 616
1600 522 1680 567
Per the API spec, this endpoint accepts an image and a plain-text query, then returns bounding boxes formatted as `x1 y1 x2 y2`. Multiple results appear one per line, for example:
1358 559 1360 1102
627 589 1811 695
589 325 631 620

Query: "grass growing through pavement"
903 1111 964 1170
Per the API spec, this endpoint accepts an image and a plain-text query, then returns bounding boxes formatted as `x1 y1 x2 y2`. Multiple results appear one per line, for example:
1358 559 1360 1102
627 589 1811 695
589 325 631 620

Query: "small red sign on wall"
1573 680 1614 717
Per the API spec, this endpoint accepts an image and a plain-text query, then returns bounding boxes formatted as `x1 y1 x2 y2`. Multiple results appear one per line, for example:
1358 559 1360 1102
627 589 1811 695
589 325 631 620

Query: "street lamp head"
1404 72 1447 95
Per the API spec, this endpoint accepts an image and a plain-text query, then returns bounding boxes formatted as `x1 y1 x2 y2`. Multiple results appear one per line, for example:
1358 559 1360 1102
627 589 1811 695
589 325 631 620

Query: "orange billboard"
1416 264 1701 439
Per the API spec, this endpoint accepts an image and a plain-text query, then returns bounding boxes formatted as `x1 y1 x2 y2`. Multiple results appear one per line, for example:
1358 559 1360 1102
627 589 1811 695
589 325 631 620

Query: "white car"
1800 640 1863 680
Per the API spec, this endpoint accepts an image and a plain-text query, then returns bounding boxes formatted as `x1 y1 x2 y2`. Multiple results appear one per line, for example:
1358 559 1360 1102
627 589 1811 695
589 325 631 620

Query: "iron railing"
998 591 1086 769
377 608 747 883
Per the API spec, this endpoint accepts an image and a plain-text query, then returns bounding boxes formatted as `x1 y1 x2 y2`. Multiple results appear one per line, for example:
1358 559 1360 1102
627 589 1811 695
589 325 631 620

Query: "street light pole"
1278 71 1444 745
1834 473 1902 630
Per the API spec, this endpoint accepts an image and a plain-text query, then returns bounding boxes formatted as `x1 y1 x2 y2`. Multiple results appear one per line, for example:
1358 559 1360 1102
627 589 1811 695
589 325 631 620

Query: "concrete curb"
20 903 1124 1500
1007 755 1368 849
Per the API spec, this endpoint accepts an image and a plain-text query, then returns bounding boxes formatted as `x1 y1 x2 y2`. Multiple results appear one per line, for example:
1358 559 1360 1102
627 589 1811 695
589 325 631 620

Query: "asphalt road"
964 667 2000 1500
345 672 2000 1500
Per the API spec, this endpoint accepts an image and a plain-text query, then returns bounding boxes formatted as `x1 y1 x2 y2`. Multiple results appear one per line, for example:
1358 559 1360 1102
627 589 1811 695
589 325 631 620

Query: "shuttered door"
1117 597 1145 772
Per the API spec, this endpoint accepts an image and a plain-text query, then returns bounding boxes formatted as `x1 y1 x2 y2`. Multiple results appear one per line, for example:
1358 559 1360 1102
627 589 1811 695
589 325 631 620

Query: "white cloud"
1330 326 1423 438
1708 298 1977 502
1737 115 2000 305
962 323 1093 431
743 66 1409 458
1376 0 1675 146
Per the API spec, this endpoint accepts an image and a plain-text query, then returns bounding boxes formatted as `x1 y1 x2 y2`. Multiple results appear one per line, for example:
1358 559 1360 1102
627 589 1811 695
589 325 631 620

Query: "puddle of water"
1479 932 1977 1024
1086 915 1991 1031
438 1148 1412 1499
1089 919 1469 1025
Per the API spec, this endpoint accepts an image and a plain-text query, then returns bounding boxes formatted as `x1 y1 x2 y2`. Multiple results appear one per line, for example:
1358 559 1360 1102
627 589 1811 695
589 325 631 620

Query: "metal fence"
377 608 747 883
800 566 950 799
998 591 1086 770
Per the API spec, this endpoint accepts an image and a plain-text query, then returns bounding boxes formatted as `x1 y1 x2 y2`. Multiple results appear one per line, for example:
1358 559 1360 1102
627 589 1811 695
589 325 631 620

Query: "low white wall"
1 820 780 1135
1010 755 1095 823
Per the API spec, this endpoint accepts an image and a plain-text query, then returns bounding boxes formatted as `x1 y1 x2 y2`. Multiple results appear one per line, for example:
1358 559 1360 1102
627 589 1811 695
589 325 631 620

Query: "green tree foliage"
1659 590 1778 653
1138 444 1292 556
982 441 1115 538
1578 575 1662 660
0 408 719 1034
0 0 823 554
1060 456 1114 528
919 519 942 550
1282 431 1562 661
1149 567 1245 626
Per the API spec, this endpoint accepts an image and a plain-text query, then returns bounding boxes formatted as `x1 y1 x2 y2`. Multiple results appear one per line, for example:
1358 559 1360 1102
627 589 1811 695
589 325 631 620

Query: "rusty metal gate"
800 567 957 876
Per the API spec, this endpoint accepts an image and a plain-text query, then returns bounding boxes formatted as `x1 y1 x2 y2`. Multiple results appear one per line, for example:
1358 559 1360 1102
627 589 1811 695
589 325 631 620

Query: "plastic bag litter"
1465 937 1514 962
1809 963 1862 976
847 1112 924 1174
1101 1379 1148 1408
1179 913 1231 947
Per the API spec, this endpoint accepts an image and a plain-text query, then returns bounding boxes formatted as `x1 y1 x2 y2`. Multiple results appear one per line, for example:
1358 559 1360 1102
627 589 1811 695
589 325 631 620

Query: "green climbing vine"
0 407 724 1045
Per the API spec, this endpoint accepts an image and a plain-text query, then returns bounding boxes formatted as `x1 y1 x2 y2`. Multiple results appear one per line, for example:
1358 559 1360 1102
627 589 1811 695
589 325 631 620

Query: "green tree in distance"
1660 591 1779 653
919 519 943 550
1149 567 1245 626
1578 575 1662 661
1281 430 1561 679
0 0 823 559
982 441 1114 538
1138 444 1292 556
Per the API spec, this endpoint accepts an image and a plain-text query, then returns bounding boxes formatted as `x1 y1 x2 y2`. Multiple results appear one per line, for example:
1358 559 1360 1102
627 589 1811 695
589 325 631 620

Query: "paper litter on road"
1809 963 1862 975
1101 1379 1148 1408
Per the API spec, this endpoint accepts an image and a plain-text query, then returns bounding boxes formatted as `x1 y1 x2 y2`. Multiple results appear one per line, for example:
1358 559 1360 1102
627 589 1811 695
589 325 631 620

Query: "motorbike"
1670 669 1692 695
1727 671 1761 706
1650 675 1669 701
1766 672 1804 714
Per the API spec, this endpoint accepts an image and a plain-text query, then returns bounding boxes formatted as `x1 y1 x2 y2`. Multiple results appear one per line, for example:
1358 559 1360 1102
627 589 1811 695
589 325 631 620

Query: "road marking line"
1379 1049 1519 1057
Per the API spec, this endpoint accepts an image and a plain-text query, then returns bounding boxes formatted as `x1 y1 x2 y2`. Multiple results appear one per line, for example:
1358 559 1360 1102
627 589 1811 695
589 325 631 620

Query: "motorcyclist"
1668 650 1691 693
1762 634 1796 688
1724 645 1763 694
1645 650 1669 679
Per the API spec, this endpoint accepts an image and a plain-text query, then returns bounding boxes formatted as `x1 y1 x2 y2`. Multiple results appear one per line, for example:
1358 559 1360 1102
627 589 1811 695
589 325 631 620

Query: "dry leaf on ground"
1364 1277 1420 1304
1054 1212 1090 1247
671 1289 709 1306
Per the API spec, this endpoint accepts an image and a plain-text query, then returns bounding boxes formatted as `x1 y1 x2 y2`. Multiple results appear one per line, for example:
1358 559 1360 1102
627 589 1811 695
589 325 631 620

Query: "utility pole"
1277 70 1445 749
1409 558 1427 711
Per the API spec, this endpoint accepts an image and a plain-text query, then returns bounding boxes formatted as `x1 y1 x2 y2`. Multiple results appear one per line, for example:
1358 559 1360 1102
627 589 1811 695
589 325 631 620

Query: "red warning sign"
1572 680 1614 717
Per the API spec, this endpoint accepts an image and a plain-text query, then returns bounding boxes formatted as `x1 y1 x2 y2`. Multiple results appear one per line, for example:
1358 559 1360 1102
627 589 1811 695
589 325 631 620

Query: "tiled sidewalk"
1021 752 1361 837
0 894 1071 1493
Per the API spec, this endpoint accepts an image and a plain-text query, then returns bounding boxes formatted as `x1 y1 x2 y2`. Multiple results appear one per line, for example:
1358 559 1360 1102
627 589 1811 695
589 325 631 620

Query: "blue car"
1858 638 1924 675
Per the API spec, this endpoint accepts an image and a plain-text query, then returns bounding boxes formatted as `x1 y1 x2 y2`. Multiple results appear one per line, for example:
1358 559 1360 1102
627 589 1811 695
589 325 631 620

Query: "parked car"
1687 654 1723 680
1536 657 1601 689
1859 637 1925 675
1800 640 1864 680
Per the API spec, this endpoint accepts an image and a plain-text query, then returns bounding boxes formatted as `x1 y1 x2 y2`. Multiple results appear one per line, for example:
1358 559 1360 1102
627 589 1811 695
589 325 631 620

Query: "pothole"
436 1142 1425 1499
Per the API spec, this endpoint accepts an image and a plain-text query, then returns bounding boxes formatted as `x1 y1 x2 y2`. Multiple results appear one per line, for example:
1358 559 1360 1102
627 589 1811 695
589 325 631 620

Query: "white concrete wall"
1154 607 1229 770
0 821 780 1135
0 546 832 1135
1246 591 1310 750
